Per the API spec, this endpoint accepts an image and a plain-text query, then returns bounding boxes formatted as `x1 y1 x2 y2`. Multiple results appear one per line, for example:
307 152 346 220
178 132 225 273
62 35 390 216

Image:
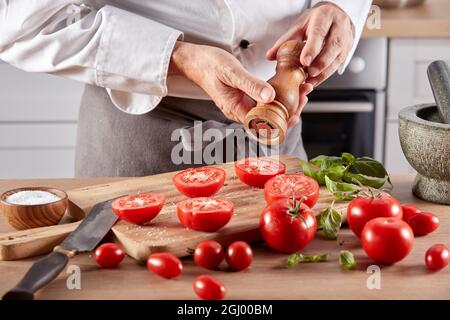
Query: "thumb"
227 67 275 103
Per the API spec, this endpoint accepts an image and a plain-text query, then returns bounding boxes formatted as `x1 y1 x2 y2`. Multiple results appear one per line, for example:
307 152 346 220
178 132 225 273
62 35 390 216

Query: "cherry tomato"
112 193 165 225
407 212 440 236
260 197 317 254
264 174 320 208
235 157 286 188
173 167 226 197
193 275 226 300
425 244 449 271
146 253 183 279
225 241 253 271
361 217 414 265
401 203 421 221
177 197 234 232
95 243 125 268
194 240 224 270
347 195 402 238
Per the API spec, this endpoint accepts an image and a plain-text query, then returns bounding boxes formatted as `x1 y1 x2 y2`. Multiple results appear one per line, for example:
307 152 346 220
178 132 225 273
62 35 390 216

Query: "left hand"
267 2 354 88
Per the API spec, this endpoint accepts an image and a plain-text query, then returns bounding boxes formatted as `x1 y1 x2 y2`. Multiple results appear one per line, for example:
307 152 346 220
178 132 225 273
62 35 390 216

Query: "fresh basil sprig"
325 176 360 201
286 253 329 268
339 250 356 270
317 202 342 240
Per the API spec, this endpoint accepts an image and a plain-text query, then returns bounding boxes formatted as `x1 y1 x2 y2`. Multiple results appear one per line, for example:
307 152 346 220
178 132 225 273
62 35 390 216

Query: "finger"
234 94 256 123
308 23 343 78
227 66 276 103
307 53 345 87
287 83 312 128
300 13 332 67
266 24 306 60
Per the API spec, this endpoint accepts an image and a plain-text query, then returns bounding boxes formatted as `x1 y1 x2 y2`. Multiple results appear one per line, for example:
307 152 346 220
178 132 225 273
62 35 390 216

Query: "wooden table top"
0 174 449 300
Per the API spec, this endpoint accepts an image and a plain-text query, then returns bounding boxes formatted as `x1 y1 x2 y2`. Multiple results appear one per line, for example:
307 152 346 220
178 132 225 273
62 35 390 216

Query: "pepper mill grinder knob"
244 40 307 145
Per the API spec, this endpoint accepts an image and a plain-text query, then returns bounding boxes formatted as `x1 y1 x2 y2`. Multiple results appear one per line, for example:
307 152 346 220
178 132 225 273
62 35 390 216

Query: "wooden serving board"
0 155 350 261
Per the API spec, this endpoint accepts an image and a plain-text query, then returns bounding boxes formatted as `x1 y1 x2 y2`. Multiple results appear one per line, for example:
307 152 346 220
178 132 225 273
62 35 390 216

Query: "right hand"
169 41 275 123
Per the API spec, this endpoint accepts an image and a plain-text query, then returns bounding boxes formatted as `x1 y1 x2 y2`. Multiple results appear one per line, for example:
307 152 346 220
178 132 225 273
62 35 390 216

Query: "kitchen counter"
363 0 450 38
0 174 449 300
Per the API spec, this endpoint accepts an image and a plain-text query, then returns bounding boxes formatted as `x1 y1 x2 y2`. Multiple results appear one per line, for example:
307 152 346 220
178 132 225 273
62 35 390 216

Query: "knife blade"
2 197 120 300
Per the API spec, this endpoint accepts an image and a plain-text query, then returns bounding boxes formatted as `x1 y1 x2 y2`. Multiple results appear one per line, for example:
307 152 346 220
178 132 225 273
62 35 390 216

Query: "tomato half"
173 167 226 197
194 240 224 270
361 217 414 265
235 157 286 188
193 275 226 300
347 195 402 238
264 174 320 208
177 197 234 232
95 243 125 268
225 241 253 271
425 244 449 271
407 212 440 236
112 193 165 225
260 198 317 253
146 253 183 279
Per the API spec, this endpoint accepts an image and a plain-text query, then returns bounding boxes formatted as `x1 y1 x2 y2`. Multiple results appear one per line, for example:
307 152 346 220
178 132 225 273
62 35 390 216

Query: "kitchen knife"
2 198 120 300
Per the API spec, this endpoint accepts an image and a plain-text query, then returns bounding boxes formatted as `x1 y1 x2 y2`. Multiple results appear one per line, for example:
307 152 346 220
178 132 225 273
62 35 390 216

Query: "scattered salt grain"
5 190 61 205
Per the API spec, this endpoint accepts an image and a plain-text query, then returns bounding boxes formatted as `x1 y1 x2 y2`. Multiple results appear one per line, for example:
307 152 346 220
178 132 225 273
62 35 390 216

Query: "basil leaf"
339 250 356 270
341 152 355 165
353 157 389 179
325 176 361 201
301 160 321 182
318 206 342 240
310 155 343 170
343 172 389 189
322 164 347 182
286 253 329 268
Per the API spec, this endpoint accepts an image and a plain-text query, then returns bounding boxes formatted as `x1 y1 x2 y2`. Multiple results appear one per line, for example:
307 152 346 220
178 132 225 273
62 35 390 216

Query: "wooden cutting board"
0 155 350 261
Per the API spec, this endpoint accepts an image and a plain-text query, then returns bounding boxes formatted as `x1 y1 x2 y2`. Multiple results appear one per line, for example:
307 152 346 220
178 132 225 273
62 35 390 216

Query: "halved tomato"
264 174 320 208
173 167 226 197
112 193 165 225
177 197 234 232
235 157 286 188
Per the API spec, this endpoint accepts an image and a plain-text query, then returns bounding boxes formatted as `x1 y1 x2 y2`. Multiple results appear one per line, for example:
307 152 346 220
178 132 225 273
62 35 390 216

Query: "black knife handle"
2 251 69 300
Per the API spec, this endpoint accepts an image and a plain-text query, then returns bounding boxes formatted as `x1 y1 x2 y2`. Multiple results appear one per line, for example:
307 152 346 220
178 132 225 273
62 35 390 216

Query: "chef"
0 1 372 177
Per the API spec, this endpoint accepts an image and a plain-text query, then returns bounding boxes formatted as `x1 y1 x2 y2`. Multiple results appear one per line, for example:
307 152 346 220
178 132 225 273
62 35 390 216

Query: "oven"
301 38 387 162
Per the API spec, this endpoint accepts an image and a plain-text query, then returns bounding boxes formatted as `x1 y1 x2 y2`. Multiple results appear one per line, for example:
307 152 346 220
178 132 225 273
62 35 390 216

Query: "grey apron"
75 85 307 177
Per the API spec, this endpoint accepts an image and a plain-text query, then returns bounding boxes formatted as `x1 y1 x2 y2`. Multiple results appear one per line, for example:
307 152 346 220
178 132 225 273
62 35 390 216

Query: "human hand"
170 41 275 123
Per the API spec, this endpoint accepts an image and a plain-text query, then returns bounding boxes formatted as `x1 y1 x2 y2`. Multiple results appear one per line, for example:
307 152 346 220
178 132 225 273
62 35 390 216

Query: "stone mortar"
398 104 450 205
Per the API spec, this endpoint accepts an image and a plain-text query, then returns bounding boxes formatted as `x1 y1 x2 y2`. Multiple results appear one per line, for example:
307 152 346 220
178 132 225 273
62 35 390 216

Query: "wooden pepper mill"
244 40 307 145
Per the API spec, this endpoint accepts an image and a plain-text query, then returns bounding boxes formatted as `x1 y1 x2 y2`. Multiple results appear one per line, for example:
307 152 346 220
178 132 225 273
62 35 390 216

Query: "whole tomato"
193 275 226 300
194 240 224 270
225 241 253 271
425 244 449 271
361 217 414 265
146 253 183 279
260 197 317 254
94 243 125 268
401 203 421 221
347 194 402 238
406 212 440 236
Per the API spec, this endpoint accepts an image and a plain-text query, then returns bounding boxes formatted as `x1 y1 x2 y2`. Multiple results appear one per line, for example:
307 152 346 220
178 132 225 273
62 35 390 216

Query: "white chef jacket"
0 0 372 115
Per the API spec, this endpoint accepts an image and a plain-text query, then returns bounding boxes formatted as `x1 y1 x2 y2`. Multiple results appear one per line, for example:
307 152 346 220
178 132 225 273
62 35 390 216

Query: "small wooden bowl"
0 187 68 230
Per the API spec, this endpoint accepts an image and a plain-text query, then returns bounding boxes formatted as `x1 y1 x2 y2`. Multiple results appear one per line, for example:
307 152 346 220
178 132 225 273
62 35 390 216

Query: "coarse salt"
5 190 61 205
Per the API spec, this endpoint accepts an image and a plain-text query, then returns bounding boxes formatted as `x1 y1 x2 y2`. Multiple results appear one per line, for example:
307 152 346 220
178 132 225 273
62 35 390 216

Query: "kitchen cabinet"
384 38 450 173
0 61 82 178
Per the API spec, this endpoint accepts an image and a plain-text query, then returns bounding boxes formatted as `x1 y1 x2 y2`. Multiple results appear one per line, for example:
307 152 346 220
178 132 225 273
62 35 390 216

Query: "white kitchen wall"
0 61 83 178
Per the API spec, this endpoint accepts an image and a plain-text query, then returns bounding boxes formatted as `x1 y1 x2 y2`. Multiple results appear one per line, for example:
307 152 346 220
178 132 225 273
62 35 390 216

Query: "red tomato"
112 193 165 225
347 195 402 238
260 198 317 253
194 240 224 270
95 243 125 268
173 167 226 197
401 203 421 221
225 241 253 271
235 157 286 188
177 197 234 232
361 217 414 265
407 212 440 236
264 174 320 208
425 244 449 271
193 275 226 300
146 253 183 279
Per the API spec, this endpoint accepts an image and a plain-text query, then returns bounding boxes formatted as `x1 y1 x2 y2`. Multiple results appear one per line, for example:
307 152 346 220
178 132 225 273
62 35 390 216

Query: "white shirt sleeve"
0 1 183 114
310 0 372 74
